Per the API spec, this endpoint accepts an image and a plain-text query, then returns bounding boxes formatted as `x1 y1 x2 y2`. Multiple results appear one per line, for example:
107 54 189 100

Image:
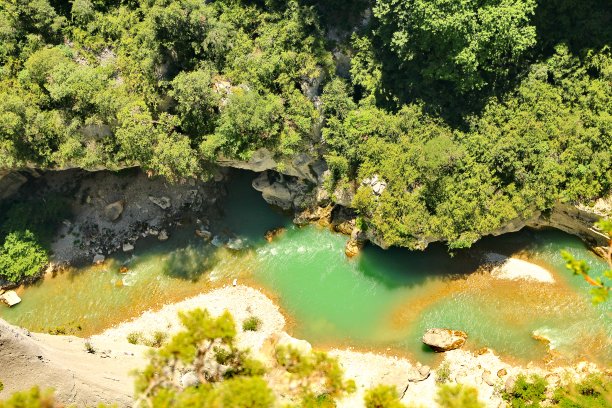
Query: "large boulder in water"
422 328 467 352
103 200 124 221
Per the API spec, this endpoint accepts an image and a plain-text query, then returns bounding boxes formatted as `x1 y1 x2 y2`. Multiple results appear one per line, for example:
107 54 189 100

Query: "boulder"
497 368 508 378
103 201 124 221
505 376 517 393
195 229 212 240
158 230 169 241
180 371 200 388
422 328 467 352
407 363 431 382
345 238 362 258
93 254 105 265
148 196 171 210
482 370 495 386
122 243 134 252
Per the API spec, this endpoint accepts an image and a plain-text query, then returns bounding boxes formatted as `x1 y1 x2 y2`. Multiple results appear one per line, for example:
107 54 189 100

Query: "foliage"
275 345 356 404
552 373 612 408
0 0 329 177
436 384 484 408
436 362 451 384
144 331 168 348
0 230 47 284
0 0 611 255
562 219 612 303
0 387 58 408
134 308 355 407
84 340 95 354
502 374 548 407
364 384 407 408
373 0 537 95
242 316 262 332
127 332 143 345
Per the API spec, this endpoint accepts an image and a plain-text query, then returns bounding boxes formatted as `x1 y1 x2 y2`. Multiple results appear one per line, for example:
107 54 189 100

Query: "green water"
2 171 610 366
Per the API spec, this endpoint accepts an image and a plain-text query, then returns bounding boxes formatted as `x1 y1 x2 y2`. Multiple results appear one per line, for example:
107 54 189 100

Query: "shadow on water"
357 242 479 290
215 170 291 246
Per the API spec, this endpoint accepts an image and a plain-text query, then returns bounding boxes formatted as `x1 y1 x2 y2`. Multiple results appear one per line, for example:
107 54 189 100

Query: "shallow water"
2 171 610 366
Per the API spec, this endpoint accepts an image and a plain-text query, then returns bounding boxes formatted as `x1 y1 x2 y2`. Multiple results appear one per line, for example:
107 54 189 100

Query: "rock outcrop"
103 200 124 221
0 169 40 201
422 328 468 352
218 148 327 184
252 171 315 211
0 318 141 406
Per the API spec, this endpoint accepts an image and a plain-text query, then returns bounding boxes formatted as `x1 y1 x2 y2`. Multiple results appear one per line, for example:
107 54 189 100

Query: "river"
2 170 610 366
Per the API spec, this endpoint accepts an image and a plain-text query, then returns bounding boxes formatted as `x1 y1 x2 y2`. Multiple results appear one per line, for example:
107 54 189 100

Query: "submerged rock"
195 229 212 240
422 328 467 352
93 254 105 264
122 243 134 252
264 227 286 242
103 201 124 221
148 195 171 210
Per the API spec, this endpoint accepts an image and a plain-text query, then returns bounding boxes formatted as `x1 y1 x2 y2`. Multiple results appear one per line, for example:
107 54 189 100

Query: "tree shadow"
533 0 611 57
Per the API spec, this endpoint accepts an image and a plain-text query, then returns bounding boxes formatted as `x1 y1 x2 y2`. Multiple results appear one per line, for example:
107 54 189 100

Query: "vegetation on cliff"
0 0 610 250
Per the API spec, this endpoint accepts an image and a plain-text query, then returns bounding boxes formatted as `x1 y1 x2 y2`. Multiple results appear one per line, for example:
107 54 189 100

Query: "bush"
0 387 58 408
436 362 451 384
553 373 612 408
127 332 143 345
84 341 95 354
364 384 406 408
0 231 47 284
145 331 168 348
503 374 547 407
242 316 262 332
436 384 484 408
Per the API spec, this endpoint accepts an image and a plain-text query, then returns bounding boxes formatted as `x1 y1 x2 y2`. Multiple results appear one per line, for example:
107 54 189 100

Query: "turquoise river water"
2 171 610 366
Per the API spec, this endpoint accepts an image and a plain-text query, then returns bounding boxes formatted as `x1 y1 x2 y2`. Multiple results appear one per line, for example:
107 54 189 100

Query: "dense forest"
0 0 610 251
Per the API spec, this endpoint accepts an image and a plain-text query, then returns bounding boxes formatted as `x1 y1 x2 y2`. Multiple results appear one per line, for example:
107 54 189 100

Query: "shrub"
364 384 406 408
436 362 451 384
553 373 612 408
503 374 547 407
0 387 58 408
242 316 262 332
84 340 95 354
436 384 484 408
127 332 143 345
145 331 168 348
0 231 47 284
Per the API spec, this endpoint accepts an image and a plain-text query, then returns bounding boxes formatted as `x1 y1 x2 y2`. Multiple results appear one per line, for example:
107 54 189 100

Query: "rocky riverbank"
0 285 606 407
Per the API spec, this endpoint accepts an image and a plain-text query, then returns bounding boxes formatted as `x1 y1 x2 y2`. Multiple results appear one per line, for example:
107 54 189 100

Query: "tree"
373 0 537 93
204 89 284 161
0 230 47 284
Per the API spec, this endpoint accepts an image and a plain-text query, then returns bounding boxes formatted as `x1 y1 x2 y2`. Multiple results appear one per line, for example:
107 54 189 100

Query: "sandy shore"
484 253 555 283
1 285 603 407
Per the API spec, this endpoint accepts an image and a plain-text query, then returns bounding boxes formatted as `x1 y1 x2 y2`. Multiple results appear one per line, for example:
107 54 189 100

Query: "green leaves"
373 0 537 94
0 230 47 284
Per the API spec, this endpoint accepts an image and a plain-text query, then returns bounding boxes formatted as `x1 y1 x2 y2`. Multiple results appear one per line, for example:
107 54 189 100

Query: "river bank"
0 284 606 407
